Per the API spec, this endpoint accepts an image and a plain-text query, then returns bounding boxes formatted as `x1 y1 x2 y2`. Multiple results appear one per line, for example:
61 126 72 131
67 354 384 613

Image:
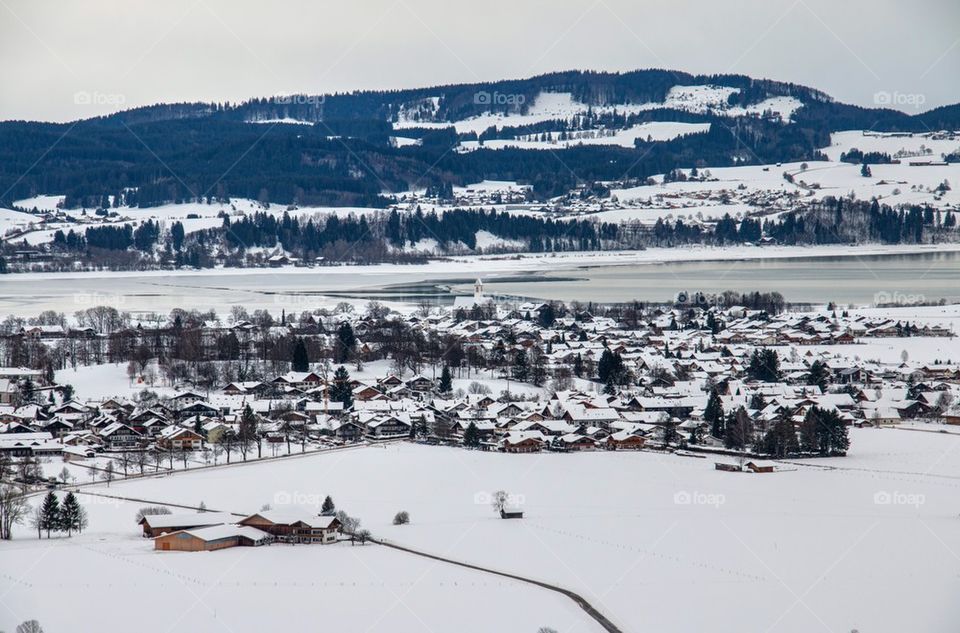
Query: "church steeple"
474 278 484 301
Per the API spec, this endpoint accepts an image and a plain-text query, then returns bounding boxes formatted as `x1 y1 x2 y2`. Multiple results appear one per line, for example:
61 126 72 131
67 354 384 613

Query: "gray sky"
1 0 957 122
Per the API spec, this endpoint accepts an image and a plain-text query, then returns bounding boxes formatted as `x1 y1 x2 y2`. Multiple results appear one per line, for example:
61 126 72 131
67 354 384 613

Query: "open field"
3 429 959 633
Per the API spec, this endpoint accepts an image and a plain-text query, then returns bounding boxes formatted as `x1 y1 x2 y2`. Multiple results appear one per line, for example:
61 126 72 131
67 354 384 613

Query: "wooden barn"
139 512 235 538
154 524 272 551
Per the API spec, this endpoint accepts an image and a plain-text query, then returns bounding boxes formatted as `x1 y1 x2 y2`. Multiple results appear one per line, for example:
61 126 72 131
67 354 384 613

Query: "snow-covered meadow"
3 429 959 633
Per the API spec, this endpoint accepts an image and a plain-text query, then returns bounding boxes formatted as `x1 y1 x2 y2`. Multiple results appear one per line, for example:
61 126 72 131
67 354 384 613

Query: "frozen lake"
1 249 958 316
478 250 960 305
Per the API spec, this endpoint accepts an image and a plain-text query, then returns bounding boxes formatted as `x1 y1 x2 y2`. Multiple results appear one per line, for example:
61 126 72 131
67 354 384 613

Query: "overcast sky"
1 0 957 122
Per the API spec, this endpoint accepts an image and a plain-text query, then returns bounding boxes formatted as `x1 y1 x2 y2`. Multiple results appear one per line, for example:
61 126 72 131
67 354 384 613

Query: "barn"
139 512 235 538
154 524 273 551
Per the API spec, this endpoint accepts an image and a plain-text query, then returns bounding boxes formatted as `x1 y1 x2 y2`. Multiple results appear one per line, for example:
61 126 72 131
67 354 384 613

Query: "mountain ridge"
1 69 957 209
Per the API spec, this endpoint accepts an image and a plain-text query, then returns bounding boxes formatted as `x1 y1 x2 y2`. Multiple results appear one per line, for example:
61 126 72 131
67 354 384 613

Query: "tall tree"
747 349 781 382
704 389 725 439
59 492 87 536
331 365 353 409
335 323 356 363
512 349 529 382
463 422 480 447
807 360 830 391
39 492 60 538
321 496 336 516
291 337 309 372
438 365 453 393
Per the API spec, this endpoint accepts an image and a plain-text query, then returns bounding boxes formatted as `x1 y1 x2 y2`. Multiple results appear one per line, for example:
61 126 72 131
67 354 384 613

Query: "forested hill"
2 69 958 209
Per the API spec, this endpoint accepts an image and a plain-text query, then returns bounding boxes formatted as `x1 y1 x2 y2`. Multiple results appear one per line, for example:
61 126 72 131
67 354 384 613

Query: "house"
405 374 434 393
238 512 342 544
139 512 236 537
501 431 544 453
98 421 142 450
364 414 411 439
0 433 62 457
0 379 17 405
553 433 595 451
154 524 273 551
157 426 204 451
604 431 646 450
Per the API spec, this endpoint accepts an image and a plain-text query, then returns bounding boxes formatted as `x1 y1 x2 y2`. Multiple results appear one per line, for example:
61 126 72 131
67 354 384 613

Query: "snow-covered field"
395 87 801 135
457 121 711 151
4 429 959 632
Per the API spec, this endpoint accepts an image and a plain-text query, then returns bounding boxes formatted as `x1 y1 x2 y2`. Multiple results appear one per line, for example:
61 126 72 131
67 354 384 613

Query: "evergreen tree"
597 349 627 385
704 389 725 439
747 349 781 382
463 422 480 447
807 360 830 391
292 338 309 372
335 323 356 363
512 350 529 382
321 496 335 516
759 417 800 458
538 303 556 327
39 492 60 538
800 406 849 455
724 407 752 450
59 492 87 536
331 366 353 409
438 365 453 393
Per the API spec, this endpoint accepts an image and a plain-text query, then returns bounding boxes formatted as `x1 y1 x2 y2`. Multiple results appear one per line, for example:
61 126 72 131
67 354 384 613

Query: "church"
452 278 496 311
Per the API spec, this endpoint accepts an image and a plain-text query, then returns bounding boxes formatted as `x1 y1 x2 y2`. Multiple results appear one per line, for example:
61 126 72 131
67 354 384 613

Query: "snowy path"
376 537 624 633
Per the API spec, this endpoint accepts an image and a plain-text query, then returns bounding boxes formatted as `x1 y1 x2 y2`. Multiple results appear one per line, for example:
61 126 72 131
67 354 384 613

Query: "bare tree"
491 490 509 514
0 484 31 539
149 447 164 473
134 449 149 475
16 619 44 633
117 451 132 477
135 506 172 523
101 461 115 487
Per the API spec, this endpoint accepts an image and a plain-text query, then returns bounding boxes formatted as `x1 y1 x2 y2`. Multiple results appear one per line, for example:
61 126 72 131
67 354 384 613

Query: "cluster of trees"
702 390 849 457
30 491 88 538
764 197 955 245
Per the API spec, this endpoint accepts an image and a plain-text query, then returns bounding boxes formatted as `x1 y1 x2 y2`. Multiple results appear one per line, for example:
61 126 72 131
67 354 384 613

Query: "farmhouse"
238 512 342 543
